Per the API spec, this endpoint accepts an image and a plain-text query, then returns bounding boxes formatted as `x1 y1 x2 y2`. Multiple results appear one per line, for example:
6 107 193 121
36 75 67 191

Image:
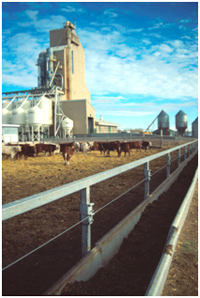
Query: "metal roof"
95 119 120 127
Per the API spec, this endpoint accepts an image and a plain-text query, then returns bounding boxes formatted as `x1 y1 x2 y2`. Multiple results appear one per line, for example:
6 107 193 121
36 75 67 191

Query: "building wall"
50 28 66 47
61 100 95 134
71 44 91 102
50 27 91 103
95 125 118 133
2 126 19 143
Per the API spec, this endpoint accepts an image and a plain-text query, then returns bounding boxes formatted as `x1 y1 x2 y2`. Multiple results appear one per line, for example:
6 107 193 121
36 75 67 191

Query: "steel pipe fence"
2 140 198 269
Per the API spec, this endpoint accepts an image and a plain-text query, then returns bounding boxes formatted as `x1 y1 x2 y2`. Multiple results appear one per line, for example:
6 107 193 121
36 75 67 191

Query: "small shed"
2 124 20 143
95 116 119 133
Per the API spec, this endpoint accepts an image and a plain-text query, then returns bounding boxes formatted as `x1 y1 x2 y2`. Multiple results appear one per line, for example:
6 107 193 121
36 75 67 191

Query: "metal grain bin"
158 110 169 135
192 117 198 138
176 110 188 136
2 108 11 124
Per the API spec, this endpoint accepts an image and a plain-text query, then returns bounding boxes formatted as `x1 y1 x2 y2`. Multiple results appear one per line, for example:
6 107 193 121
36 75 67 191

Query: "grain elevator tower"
37 21 91 103
36 21 95 135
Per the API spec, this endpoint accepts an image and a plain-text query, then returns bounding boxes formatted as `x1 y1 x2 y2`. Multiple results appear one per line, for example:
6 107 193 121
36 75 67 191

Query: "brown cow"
128 141 141 152
60 143 74 165
19 144 36 159
93 142 104 154
35 143 58 157
120 142 131 157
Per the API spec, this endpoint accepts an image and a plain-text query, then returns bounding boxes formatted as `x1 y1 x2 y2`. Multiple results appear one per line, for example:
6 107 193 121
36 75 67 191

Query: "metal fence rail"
2 140 198 262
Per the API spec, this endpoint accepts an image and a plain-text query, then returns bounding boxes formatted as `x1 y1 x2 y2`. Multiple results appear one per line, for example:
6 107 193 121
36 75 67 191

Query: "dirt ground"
60 154 198 296
2 141 198 295
162 180 198 296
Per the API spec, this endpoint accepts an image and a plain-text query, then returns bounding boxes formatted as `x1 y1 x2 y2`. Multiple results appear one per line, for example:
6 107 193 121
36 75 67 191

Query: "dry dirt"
162 180 198 296
2 142 198 295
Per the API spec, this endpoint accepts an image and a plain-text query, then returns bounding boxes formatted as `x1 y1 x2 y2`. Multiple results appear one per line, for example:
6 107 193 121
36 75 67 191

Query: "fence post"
144 162 151 200
189 144 192 156
80 186 94 257
166 153 171 178
160 130 163 148
177 149 181 167
192 143 194 153
184 146 187 161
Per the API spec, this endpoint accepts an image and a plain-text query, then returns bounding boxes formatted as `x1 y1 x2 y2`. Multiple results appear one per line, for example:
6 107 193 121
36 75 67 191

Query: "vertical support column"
184 146 187 161
192 143 194 153
177 148 181 167
160 129 163 148
189 144 192 156
32 125 34 142
80 187 94 257
166 153 171 178
54 88 57 137
144 162 151 200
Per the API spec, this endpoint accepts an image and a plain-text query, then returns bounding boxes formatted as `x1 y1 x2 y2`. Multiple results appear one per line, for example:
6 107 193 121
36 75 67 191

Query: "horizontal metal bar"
2 140 198 221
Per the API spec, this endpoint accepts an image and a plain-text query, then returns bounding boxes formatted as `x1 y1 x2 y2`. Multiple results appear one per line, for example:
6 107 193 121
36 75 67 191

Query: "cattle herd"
2 140 152 165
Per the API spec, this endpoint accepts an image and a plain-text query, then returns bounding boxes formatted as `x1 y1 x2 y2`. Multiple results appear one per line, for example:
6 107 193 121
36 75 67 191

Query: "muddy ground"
2 141 197 295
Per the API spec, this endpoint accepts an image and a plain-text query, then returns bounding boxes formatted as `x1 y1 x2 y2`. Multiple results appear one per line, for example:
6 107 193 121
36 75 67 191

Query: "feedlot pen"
2 139 198 295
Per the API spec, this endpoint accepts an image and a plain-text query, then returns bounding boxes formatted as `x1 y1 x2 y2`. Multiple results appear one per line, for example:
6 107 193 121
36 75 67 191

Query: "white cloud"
61 6 84 13
103 9 118 18
25 10 38 22
77 27 197 101
2 33 44 89
179 19 191 23
129 28 144 33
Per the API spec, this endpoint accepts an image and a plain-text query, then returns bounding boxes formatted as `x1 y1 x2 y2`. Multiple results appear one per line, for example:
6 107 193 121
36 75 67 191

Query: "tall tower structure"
36 21 91 103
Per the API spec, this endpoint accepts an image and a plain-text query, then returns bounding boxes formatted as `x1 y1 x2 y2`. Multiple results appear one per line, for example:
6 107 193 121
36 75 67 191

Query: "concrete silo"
192 117 198 138
158 110 169 135
176 110 188 136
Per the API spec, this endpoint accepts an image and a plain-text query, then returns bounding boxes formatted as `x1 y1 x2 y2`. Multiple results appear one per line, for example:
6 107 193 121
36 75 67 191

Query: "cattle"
74 141 81 152
100 141 121 157
53 144 60 155
81 142 89 154
59 144 74 165
35 143 59 157
19 144 36 159
142 141 152 151
128 141 141 152
93 142 103 153
120 142 131 157
87 141 94 150
2 145 22 161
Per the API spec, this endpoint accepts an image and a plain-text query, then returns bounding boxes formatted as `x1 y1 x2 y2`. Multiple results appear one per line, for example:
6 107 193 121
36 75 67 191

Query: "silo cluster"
155 109 197 137
2 95 73 141
2 95 52 141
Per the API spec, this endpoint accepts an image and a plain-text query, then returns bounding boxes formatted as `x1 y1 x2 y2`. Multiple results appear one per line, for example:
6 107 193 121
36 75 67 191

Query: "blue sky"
2 2 198 132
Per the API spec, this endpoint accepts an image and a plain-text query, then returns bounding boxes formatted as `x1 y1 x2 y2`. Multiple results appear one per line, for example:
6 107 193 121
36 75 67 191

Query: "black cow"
142 141 152 151
100 141 121 157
